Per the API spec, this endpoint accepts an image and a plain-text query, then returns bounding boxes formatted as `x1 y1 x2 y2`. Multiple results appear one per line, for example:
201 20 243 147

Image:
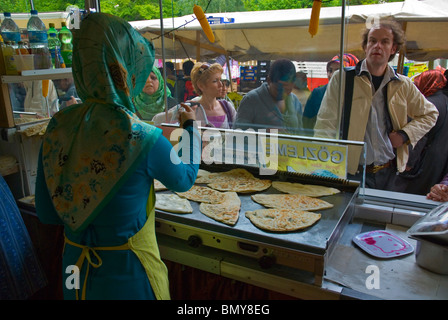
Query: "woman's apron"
64 186 170 300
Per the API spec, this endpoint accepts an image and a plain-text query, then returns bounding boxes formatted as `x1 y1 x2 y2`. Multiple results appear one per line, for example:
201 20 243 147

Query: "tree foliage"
0 0 403 21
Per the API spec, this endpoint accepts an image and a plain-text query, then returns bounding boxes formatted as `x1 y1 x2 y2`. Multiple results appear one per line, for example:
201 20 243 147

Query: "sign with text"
259 137 348 179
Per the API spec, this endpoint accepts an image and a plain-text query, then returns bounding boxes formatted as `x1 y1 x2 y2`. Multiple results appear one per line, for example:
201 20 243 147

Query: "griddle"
155 163 359 285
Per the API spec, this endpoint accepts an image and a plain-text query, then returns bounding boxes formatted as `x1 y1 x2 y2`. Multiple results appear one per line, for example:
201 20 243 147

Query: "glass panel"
9 77 79 125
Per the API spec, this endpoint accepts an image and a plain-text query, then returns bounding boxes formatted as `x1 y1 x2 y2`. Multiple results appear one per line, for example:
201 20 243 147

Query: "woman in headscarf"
134 66 177 121
35 13 200 300
398 69 448 195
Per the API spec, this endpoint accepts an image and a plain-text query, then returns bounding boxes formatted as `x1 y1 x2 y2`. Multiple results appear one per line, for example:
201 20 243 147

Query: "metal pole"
159 0 169 121
337 0 346 140
29 0 34 10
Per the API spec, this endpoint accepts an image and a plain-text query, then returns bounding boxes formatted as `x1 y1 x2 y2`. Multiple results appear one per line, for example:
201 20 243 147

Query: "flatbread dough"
251 193 333 211
245 209 321 232
199 192 241 225
271 181 340 197
155 193 193 214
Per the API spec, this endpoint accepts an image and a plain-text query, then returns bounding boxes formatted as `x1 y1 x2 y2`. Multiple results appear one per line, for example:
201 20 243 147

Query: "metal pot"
414 237 448 275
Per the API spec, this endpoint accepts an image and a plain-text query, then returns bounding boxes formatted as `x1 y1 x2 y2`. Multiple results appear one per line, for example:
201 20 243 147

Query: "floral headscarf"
134 66 172 120
414 69 447 97
41 13 161 232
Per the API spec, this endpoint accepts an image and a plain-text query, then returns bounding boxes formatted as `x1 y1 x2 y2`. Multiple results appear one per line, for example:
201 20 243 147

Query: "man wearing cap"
314 19 438 191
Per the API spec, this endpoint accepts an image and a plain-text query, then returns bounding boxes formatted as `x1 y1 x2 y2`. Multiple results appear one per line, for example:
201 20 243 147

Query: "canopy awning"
130 0 448 62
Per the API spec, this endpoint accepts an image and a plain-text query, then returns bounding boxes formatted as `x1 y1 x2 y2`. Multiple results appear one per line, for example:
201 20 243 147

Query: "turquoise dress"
35 13 200 300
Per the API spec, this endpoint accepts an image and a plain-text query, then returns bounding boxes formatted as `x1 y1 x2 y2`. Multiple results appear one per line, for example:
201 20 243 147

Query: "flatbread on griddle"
271 181 340 197
176 185 226 203
251 193 333 211
199 192 241 225
154 179 168 191
205 168 271 193
245 209 321 232
155 193 193 214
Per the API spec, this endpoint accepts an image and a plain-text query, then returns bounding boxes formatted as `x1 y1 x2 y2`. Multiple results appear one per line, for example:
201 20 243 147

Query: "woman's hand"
427 184 448 202
179 103 196 126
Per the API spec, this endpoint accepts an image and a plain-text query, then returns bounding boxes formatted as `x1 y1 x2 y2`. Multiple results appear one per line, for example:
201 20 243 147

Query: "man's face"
364 27 397 69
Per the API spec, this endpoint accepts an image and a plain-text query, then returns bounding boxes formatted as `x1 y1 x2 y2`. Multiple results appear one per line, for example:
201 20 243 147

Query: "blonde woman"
153 62 235 128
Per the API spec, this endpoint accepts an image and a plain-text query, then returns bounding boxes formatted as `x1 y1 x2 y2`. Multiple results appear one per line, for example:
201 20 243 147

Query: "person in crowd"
234 58 303 134
175 60 196 102
55 77 79 110
427 173 448 202
292 71 311 108
35 13 200 300
0 175 47 299
303 53 359 133
153 62 235 129
219 76 235 109
134 66 177 121
397 69 448 195
314 18 438 191
164 61 177 90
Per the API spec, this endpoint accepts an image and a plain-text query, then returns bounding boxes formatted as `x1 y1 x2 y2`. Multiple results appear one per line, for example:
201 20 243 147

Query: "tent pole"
397 21 407 75
337 0 346 140
226 54 233 92
196 31 201 61
159 0 169 120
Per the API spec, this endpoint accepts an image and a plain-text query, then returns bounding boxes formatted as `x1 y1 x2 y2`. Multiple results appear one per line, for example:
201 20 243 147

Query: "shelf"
1 68 73 83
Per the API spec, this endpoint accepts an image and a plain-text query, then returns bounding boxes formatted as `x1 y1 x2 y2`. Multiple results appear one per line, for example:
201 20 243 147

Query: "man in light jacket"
314 18 438 190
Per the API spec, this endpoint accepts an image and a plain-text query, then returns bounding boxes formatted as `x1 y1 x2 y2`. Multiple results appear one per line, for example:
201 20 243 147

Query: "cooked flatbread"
251 194 333 211
154 179 168 191
176 185 226 203
206 168 271 193
199 192 241 225
195 169 214 184
245 209 321 232
271 181 340 197
155 193 193 214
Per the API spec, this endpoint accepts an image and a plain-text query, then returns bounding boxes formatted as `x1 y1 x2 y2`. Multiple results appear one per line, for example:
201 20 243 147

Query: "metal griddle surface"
155 170 357 255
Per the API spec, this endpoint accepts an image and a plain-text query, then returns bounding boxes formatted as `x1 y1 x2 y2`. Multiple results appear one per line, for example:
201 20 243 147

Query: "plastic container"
27 10 51 69
1 12 21 43
48 32 65 68
58 22 72 67
2 41 18 74
13 54 34 71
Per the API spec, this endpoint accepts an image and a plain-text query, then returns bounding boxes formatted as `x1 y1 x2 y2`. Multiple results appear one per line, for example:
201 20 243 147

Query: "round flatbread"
271 181 340 197
155 193 193 214
251 194 333 211
245 209 321 232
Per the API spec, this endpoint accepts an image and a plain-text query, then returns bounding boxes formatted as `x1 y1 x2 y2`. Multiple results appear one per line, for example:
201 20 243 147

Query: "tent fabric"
130 0 448 62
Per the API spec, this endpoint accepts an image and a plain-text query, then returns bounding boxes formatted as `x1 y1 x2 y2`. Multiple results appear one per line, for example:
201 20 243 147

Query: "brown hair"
361 18 406 62
191 62 223 95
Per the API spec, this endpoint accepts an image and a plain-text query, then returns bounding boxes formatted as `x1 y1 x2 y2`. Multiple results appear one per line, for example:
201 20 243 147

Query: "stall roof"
130 0 448 62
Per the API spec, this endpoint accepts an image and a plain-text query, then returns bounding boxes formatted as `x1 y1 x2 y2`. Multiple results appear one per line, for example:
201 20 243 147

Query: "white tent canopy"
130 0 448 63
